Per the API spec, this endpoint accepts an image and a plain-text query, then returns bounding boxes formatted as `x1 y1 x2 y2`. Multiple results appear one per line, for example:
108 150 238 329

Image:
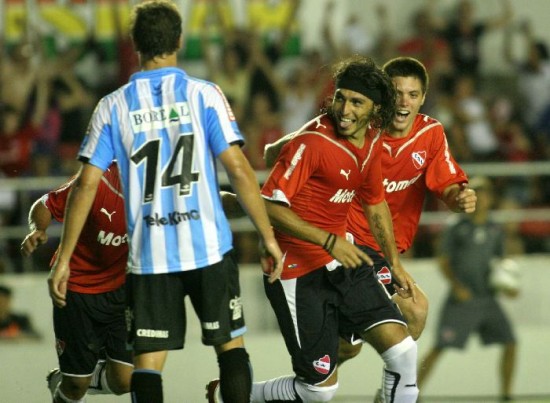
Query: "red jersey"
261 115 384 279
45 163 128 294
347 114 468 253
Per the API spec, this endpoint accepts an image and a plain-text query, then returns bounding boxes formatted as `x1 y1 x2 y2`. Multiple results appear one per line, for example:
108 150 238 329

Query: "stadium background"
1 0 550 401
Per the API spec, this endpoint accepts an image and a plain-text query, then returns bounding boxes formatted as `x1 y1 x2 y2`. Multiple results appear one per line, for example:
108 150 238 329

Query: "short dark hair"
383 57 429 95
130 0 182 61
330 55 397 130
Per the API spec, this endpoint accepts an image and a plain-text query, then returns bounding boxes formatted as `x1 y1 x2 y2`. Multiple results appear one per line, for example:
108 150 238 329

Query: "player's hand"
48 262 70 308
259 238 284 283
391 263 417 302
456 183 477 213
330 236 374 269
20 230 48 257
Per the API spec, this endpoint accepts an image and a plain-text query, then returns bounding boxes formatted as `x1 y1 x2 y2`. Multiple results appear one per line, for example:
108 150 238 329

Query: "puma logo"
100 208 116 222
340 169 351 180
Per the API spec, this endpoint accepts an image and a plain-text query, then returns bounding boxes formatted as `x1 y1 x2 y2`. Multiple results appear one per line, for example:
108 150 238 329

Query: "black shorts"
264 263 404 385
435 295 516 349
53 286 132 376
126 252 245 352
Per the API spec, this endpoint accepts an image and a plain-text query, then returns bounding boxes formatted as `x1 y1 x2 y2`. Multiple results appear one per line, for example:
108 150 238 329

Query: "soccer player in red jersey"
208 55 420 403
21 163 133 402
341 57 476 365
262 57 476 401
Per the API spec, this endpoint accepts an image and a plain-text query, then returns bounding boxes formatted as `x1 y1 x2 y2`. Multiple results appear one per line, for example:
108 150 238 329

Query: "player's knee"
338 339 362 365
394 288 429 340
108 368 132 395
60 376 89 400
295 380 338 403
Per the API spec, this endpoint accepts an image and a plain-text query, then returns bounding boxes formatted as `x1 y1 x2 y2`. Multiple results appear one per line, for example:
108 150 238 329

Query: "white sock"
252 375 298 402
380 336 419 403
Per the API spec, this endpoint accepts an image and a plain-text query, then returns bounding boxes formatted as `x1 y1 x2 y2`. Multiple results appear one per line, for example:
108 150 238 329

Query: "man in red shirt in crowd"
21 163 132 402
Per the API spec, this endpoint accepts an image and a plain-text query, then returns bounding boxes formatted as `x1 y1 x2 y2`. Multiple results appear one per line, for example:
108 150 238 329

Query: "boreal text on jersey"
130 102 191 132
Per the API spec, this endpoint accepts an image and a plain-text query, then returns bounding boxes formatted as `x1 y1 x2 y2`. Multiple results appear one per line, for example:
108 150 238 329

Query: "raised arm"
441 183 477 213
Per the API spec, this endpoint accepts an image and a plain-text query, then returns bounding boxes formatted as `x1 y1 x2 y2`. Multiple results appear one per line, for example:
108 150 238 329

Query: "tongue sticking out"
340 119 353 129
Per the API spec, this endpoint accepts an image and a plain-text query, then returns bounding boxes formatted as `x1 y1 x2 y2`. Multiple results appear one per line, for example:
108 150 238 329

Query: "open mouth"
394 110 410 123
339 117 354 129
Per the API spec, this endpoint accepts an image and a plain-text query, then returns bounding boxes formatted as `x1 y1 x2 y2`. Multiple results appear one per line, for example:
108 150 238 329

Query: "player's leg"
501 342 516 401
88 286 133 395
418 296 476 392
391 284 429 340
479 299 517 401
342 263 418 402
88 357 133 395
49 291 101 401
196 253 253 403
363 323 419 403
126 272 185 403
257 270 342 402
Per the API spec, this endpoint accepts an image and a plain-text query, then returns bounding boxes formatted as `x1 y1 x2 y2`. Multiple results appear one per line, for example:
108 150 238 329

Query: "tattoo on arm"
371 213 388 251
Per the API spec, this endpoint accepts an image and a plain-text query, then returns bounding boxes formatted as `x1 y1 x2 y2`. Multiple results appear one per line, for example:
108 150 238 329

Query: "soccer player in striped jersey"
48 1 283 402
21 163 132 402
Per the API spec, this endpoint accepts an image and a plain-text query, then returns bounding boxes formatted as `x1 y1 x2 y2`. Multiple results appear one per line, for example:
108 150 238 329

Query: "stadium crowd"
1 0 549 273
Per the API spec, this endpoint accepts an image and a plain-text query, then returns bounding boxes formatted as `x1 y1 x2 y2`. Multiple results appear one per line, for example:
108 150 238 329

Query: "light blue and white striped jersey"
79 67 243 275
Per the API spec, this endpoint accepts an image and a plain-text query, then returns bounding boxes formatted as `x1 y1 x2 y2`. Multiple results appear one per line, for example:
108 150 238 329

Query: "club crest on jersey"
313 354 331 374
377 266 392 284
411 151 426 169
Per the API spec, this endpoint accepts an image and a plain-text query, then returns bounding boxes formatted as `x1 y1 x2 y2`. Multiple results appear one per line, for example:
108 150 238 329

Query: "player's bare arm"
49 163 103 308
442 183 477 213
219 145 283 282
20 199 52 257
265 200 373 269
363 200 417 300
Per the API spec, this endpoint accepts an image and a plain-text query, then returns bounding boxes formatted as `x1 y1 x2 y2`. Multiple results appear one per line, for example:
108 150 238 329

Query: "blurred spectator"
503 19 550 161
397 6 451 75
0 71 50 177
417 176 518 402
451 74 499 161
503 20 550 141
321 0 389 63
0 284 41 341
434 0 513 79
1 39 40 119
47 51 96 174
242 92 284 171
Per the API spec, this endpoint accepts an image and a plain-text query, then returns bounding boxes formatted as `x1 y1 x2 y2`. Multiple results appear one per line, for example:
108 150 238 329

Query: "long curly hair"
130 0 182 62
325 55 396 131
